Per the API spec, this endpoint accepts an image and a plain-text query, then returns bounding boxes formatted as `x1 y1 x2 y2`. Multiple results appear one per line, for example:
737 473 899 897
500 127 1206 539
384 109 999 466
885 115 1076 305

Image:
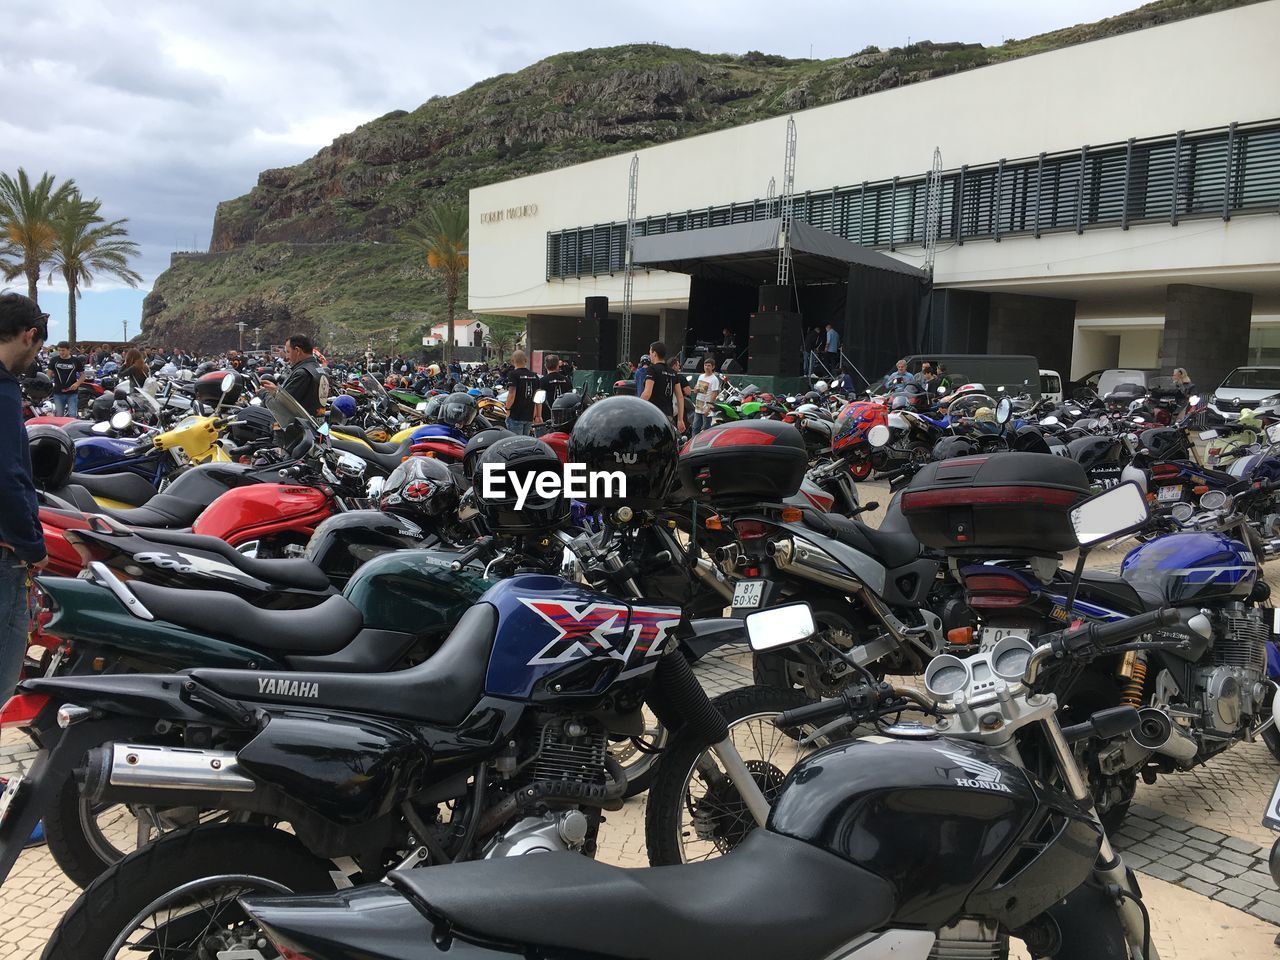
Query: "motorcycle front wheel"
644 684 816 866
41 824 336 960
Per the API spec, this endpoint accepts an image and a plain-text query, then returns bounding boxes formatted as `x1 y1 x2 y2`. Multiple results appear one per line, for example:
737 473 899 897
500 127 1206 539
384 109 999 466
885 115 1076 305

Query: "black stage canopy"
632 218 927 284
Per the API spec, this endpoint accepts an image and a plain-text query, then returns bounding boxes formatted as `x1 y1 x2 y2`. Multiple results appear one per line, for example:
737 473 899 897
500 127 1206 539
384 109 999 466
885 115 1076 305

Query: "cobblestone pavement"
3 483 1280 956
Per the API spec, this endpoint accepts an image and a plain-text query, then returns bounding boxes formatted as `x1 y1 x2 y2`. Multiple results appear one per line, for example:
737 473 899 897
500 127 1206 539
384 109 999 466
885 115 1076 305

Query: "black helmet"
550 392 584 432
229 404 278 445
422 394 447 421
22 373 54 403
27 424 74 488
90 393 116 423
463 428 514 482
1013 425 1052 455
438 392 478 429
380 456 460 520
568 395 678 511
475 436 569 534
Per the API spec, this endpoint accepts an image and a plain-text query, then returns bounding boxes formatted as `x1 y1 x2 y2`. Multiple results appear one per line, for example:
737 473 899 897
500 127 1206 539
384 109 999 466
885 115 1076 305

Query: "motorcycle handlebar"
450 537 495 571
777 698 853 729
1041 607 1181 664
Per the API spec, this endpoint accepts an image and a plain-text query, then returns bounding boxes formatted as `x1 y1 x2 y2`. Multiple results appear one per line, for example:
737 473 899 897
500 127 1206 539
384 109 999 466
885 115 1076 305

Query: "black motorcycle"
201 598 1177 960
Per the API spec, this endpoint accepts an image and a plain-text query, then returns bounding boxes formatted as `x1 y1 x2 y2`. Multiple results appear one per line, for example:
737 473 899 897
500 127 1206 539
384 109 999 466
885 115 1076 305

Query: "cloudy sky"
3 0 1142 342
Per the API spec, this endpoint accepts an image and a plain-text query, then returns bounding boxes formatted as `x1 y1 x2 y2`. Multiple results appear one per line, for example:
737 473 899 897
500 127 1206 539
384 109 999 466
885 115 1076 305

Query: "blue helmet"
468 387 482 397
332 394 357 418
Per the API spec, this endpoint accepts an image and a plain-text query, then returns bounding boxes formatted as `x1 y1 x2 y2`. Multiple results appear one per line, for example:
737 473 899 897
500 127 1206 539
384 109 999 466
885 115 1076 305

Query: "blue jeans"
691 411 711 435
52 391 78 417
506 418 533 436
0 552 32 702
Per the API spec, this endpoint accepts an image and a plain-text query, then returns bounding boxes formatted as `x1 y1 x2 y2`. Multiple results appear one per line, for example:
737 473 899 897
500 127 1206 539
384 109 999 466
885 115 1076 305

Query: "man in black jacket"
0 293 47 702
265 334 326 414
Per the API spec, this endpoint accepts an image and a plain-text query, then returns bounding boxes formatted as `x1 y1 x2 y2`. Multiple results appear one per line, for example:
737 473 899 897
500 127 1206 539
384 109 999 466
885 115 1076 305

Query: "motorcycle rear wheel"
41 824 335 960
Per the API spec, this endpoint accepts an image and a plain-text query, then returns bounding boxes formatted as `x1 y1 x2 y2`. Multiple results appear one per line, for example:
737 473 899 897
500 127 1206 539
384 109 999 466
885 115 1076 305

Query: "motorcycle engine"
1196 603 1270 736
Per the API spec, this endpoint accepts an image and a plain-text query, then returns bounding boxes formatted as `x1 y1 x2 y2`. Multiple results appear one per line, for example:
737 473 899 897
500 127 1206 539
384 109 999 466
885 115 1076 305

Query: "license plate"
732 580 766 609
1157 485 1184 503
1264 773 1280 831
0 776 24 830
1199 429 1220 441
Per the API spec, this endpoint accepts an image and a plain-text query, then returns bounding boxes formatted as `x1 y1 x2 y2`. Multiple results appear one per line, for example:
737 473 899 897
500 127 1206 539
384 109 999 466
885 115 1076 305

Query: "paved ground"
2 480 1279 957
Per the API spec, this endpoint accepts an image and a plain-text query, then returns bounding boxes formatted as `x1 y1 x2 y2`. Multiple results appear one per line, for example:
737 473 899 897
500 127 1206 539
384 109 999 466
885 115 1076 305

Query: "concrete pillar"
1159 284 1252 390
985 293 1077 377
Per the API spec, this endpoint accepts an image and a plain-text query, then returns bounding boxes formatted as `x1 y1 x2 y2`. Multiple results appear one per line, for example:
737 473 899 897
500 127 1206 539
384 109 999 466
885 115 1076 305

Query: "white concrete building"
469 2 1280 388
422 317 489 348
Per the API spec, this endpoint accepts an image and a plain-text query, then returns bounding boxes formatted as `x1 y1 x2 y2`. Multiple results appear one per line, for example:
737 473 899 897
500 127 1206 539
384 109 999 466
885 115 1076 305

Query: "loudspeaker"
681 356 702 373
721 358 742 374
748 310 804 376
758 285 790 313
579 297 617 368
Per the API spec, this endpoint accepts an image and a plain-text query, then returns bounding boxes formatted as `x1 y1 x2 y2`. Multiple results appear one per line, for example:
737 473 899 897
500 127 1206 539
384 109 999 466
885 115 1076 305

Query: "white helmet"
813 380 829 395
177 368 195 383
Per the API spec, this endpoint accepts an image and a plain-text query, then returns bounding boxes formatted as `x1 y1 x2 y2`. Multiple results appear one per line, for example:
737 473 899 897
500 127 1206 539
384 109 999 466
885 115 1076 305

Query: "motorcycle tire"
645 684 813 867
41 824 335 960
849 458 873 481
1264 723 1280 763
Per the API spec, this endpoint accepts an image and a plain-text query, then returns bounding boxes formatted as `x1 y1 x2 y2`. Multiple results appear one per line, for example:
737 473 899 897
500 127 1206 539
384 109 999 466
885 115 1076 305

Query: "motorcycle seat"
189 602 496 724
68 470 157 507
801 509 920 568
128 581 362 653
126 528 331 592
99 492 209 529
390 828 894 960
330 434 417 474
331 424 399 455
1077 571 1165 614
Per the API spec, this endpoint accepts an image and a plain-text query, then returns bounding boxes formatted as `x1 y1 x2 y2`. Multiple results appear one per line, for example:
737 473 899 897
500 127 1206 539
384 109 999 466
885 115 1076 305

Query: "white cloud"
2 0 1145 338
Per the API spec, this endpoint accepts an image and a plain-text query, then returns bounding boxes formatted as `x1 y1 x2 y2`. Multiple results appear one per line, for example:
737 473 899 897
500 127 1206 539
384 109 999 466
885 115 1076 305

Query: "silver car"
1208 366 1280 420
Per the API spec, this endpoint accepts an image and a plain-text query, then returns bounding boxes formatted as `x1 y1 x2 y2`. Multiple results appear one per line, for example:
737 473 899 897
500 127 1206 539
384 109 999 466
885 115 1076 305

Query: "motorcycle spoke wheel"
105 874 289 959
80 798 232 866
673 706 817 864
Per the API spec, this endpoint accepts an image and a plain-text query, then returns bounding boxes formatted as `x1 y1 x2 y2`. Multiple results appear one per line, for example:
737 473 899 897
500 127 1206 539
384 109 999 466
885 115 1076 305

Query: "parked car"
1070 367 1160 401
1039 368 1064 404
1208 365 1280 420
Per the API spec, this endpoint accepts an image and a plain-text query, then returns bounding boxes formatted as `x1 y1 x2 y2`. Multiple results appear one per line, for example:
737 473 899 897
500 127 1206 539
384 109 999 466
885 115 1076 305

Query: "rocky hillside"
142 0 1257 353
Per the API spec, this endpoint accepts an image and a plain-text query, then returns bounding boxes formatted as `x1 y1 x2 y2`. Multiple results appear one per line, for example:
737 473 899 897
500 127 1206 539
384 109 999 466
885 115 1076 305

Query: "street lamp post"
236 321 247 352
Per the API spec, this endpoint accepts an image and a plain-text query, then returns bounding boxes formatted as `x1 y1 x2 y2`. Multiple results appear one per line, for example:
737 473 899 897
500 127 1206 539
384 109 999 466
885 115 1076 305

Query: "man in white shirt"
691 357 722 435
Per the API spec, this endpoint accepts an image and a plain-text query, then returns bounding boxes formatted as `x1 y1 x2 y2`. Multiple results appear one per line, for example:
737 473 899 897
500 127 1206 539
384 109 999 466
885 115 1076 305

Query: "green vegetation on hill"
142 0 1259 352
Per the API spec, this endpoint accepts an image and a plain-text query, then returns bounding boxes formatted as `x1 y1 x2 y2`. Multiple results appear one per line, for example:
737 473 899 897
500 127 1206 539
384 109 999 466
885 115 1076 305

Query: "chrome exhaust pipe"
1130 707 1198 763
83 743 256 801
768 537 862 594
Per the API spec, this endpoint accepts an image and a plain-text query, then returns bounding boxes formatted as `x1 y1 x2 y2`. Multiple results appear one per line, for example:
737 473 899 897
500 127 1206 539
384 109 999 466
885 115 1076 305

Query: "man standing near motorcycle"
48 340 85 418
691 356 721 434
641 341 686 434
538 354 572 434
0 293 47 700
504 349 541 436
263 334 325 414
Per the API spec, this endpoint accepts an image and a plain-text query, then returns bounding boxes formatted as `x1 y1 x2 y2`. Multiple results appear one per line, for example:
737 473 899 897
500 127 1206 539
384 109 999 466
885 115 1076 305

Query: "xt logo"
521 599 680 666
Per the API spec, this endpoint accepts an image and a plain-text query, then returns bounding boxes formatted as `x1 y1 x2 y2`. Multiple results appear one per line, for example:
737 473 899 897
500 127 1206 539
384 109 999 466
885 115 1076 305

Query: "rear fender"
243 884 527 960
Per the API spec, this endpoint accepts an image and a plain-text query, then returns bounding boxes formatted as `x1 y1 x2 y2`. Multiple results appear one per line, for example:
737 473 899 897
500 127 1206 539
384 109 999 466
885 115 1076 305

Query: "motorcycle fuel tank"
342 547 491 638
191 483 330 545
769 737 1100 929
1122 531 1257 604
480 574 682 702
306 511 435 587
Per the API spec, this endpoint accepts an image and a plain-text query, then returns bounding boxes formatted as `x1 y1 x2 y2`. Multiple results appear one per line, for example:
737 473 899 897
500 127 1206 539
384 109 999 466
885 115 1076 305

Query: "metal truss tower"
923 146 943 276
620 155 639 364
777 117 797 286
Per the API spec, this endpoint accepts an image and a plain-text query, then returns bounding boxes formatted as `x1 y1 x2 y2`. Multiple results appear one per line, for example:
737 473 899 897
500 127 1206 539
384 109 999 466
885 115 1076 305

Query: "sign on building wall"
479 204 539 225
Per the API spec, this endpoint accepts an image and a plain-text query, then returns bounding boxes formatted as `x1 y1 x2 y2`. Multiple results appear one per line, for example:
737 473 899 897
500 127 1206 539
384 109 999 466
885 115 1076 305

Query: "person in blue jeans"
0 294 49 848
504 349 540 436
48 340 85 418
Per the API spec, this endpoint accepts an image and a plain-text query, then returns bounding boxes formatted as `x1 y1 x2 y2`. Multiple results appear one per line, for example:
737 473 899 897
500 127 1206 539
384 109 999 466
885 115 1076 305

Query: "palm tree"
0 169 78 304
401 203 468 362
47 195 142 344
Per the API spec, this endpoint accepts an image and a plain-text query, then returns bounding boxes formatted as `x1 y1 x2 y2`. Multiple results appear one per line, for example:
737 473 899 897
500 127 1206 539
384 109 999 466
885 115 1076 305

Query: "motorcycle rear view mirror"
220 373 236 394
995 397 1013 425
1188 394 1202 407
110 409 133 431
533 389 547 405
866 424 891 448
745 602 817 653
1070 481 1149 548
91 420 112 435
1041 416 1059 426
